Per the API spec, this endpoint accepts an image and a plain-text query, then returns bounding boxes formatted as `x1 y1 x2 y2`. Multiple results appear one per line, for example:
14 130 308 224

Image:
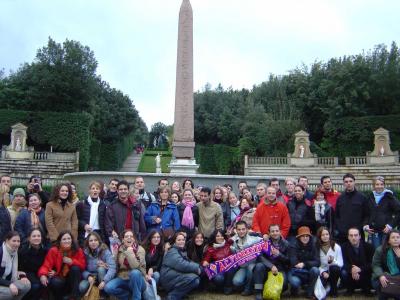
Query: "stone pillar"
169 0 199 174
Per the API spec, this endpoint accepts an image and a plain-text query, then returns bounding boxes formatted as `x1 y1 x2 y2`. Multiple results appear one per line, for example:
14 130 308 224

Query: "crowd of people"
0 173 399 300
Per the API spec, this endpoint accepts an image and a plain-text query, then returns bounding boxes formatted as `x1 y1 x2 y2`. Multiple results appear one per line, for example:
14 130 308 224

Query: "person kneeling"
160 232 201 300
104 229 146 300
0 231 31 300
38 230 85 300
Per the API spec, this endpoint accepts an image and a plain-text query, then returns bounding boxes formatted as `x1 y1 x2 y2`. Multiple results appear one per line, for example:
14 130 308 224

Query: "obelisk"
169 0 199 174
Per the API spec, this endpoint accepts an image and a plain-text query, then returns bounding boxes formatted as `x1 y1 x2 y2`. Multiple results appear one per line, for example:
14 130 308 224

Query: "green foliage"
194 42 400 158
148 122 169 149
0 37 148 171
0 109 92 170
195 145 242 175
322 115 400 156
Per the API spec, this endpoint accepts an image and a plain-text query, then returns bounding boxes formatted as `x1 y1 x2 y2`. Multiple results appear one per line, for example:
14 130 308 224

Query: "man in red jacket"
252 187 291 239
321 176 340 210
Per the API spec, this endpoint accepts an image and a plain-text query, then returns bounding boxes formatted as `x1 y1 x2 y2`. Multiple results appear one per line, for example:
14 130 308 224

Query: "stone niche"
367 127 399 165
288 130 317 167
1 123 34 160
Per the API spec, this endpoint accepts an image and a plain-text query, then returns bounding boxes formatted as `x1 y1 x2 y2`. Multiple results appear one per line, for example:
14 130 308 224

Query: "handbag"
262 271 284 300
82 278 100 300
381 274 400 296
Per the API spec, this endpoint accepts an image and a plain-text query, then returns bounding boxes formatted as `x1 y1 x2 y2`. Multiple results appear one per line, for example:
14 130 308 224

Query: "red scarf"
60 245 72 277
124 197 135 230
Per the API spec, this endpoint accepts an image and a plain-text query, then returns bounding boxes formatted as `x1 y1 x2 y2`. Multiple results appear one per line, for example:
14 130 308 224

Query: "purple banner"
204 240 271 279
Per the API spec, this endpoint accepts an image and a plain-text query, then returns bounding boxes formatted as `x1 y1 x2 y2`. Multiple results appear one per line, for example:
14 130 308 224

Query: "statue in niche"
299 145 305 158
155 153 161 169
380 145 385 156
15 137 22 151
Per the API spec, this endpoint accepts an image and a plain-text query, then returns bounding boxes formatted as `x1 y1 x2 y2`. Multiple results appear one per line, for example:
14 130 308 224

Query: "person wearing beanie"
7 188 27 229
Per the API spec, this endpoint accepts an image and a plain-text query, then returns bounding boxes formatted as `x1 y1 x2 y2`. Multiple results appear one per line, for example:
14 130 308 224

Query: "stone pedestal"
169 158 199 174
288 157 317 167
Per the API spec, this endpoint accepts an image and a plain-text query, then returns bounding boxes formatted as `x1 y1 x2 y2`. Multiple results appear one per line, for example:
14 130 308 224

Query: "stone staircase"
0 159 78 186
119 152 142 172
245 164 400 190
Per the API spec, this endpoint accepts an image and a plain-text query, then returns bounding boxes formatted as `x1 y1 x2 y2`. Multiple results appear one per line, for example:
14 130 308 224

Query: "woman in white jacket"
316 226 343 297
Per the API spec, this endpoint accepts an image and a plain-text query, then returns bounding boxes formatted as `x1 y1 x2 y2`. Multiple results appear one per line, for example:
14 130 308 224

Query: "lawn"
137 150 171 173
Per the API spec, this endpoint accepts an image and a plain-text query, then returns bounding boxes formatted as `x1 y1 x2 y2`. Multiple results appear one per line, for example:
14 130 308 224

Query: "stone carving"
1 123 34 159
292 130 313 158
299 145 305 158
15 137 22 151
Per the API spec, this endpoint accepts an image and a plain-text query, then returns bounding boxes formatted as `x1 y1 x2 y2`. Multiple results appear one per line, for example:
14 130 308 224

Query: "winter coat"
160 246 200 292
372 245 400 280
82 246 116 283
144 201 181 232
76 197 107 244
116 245 146 279
15 208 47 242
45 200 78 242
335 189 369 240
287 197 316 235
289 238 320 269
341 241 374 274
221 202 240 228
0 206 11 243
259 237 290 271
366 191 400 232
312 203 334 233
196 201 224 238
252 200 291 238
203 241 233 263
318 243 343 273
105 198 146 241
145 248 164 272
18 243 48 278
38 246 86 277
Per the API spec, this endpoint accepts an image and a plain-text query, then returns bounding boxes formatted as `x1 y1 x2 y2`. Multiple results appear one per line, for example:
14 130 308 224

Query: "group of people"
0 173 399 300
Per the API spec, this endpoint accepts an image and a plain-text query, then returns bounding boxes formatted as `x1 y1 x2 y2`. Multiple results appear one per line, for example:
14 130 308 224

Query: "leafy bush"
195 144 242 175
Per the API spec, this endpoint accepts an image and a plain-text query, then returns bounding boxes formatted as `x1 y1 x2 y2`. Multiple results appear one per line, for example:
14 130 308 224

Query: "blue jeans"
370 232 385 249
79 267 107 294
288 267 319 297
104 270 146 300
233 262 256 292
166 277 200 300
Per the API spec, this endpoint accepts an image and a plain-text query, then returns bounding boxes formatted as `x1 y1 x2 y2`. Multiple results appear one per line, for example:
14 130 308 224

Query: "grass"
137 149 171 173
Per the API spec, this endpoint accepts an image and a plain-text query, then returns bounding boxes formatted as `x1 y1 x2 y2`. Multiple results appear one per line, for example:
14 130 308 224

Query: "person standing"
335 173 369 244
45 183 78 243
196 187 224 239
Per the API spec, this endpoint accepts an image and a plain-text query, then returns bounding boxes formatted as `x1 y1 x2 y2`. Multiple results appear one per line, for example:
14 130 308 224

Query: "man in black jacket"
335 173 369 244
341 227 374 296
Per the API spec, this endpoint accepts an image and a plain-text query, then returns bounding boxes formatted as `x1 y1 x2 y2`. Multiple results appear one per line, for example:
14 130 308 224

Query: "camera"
33 177 41 192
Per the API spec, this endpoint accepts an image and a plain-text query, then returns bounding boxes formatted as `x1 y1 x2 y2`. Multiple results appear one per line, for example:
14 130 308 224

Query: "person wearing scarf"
104 229 146 300
212 186 224 205
143 230 164 286
202 229 234 295
76 181 107 246
222 192 240 231
79 232 116 296
15 193 47 245
187 232 206 264
312 189 334 234
178 189 199 240
38 230 85 300
0 231 30 300
316 227 343 297
372 229 400 299
365 176 400 249
45 183 78 244
227 198 255 236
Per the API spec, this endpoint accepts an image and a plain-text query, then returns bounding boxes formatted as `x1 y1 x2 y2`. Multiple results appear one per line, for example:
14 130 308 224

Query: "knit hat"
13 188 26 197
296 226 311 238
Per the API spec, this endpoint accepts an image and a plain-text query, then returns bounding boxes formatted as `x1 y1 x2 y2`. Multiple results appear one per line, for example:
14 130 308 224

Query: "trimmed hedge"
195 144 242 175
322 115 400 156
0 109 92 170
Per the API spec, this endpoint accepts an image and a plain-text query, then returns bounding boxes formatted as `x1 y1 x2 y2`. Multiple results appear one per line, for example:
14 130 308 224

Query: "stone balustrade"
248 156 288 165
345 156 367 166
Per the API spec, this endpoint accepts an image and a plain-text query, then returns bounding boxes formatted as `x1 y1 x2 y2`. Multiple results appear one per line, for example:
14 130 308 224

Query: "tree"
149 122 168 149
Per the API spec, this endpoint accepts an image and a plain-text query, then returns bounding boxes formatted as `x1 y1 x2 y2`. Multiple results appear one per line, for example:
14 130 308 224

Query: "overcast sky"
1 0 399 129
